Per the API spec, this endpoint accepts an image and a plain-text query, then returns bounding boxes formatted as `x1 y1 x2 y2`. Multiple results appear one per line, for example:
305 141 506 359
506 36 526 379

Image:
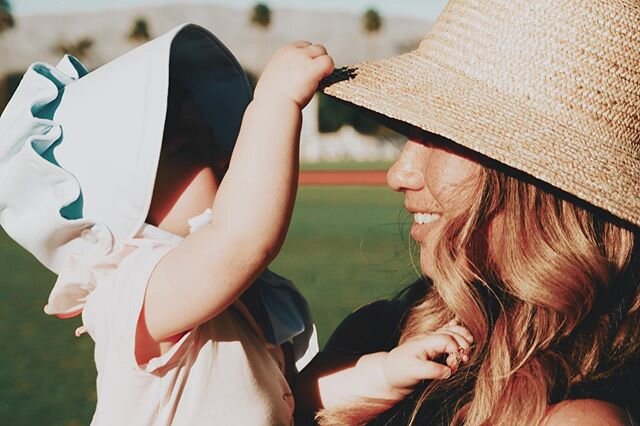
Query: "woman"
295 0 640 424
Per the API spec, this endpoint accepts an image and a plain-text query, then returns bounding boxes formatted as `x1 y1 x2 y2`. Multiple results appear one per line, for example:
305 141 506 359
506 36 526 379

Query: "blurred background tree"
129 17 151 43
0 0 14 33
362 8 382 33
53 37 95 62
362 8 382 60
318 93 352 133
250 2 271 72
250 2 271 29
317 7 385 137
318 93 383 136
0 0 15 112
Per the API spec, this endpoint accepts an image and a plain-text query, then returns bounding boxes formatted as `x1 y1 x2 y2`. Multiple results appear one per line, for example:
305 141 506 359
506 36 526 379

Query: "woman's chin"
412 224 442 278
418 248 436 279
410 219 441 243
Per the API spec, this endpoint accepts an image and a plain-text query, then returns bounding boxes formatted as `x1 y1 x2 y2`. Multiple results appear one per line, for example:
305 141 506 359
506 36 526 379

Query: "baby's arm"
139 43 334 349
296 322 473 418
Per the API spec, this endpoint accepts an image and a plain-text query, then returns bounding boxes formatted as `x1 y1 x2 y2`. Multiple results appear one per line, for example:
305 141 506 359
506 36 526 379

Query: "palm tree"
250 3 272 72
362 8 382 33
250 3 271 29
129 17 151 43
53 37 95 63
362 8 383 59
0 0 14 34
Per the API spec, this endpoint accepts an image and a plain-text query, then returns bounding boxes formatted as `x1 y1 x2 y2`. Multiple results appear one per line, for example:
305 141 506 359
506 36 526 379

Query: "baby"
0 23 471 425
77 38 333 424
0 24 331 424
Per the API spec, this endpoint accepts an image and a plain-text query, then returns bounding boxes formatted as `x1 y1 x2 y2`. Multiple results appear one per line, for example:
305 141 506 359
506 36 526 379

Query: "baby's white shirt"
78 228 296 425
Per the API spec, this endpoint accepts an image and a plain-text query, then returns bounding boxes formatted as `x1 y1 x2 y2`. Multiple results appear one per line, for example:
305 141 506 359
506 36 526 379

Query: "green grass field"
300 160 394 171
0 186 420 425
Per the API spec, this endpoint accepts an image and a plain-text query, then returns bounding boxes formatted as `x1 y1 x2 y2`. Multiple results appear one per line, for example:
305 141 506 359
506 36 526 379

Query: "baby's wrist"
355 353 409 402
248 94 302 119
253 78 305 108
252 90 302 110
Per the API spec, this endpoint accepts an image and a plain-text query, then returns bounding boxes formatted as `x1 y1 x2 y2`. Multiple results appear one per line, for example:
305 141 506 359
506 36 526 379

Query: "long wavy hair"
318 160 640 425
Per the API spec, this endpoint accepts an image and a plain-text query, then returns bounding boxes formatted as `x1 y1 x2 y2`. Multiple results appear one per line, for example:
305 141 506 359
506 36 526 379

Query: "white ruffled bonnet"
0 23 252 274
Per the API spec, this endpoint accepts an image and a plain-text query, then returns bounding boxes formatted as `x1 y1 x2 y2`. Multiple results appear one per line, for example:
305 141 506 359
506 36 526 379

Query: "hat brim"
322 51 640 228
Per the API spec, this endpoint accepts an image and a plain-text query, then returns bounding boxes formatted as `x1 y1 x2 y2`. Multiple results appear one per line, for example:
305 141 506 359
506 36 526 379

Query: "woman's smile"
413 212 441 225
410 212 443 243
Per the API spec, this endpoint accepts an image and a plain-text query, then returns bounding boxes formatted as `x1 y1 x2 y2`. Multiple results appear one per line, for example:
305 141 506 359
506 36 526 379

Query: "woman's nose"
387 140 425 192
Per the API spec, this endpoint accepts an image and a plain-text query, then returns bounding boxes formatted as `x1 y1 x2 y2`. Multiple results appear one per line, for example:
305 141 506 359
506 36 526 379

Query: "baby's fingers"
441 324 473 344
437 330 471 361
291 40 312 48
436 324 473 360
445 347 469 372
311 54 334 79
404 357 452 381
407 333 467 360
304 43 328 58
411 334 468 373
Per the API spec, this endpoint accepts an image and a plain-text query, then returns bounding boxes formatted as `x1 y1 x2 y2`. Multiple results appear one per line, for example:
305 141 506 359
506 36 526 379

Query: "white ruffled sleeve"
80 238 183 373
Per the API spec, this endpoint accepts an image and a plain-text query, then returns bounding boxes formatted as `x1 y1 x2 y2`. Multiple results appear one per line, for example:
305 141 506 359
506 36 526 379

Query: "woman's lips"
410 212 442 241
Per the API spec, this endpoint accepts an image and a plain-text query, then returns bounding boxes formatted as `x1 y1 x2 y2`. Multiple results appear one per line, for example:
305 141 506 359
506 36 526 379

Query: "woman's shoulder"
324 299 408 356
543 399 635 426
324 281 428 356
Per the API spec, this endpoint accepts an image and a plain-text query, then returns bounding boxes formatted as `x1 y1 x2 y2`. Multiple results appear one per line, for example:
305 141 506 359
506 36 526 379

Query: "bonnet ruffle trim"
44 223 119 319
0 55 101 273
0 56 140 320
43 223 177 320
0 55 87 188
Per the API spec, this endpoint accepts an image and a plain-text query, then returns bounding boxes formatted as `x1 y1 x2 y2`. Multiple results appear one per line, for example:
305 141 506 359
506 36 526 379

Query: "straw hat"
0 24 251 272
322 0 640 227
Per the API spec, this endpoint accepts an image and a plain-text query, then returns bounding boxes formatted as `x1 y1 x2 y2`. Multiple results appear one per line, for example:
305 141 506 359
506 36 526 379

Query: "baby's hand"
254 41 334 109
357 320 473 402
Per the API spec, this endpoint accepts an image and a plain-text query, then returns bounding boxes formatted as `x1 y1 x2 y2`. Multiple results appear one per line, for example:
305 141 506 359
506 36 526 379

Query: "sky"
10 0 448 20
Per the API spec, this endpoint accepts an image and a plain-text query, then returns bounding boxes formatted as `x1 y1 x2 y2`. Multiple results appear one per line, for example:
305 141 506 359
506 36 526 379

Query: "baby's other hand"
254 41 334 108
358 320 473 402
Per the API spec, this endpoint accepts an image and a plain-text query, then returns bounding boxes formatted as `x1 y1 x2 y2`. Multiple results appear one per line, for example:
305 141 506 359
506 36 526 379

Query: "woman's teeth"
414 213 441 224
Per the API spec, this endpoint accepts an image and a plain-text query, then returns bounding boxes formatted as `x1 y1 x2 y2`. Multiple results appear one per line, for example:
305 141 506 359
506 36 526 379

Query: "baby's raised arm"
139 43 333 350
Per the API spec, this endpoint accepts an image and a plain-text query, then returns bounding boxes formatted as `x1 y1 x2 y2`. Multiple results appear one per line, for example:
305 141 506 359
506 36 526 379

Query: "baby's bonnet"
0 23 251 272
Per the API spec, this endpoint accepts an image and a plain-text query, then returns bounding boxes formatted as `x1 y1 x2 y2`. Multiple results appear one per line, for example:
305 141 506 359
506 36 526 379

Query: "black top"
323 283 639 425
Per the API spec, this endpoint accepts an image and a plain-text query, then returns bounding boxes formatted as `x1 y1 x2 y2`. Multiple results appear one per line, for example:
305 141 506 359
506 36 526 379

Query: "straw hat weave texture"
323 0 640 227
